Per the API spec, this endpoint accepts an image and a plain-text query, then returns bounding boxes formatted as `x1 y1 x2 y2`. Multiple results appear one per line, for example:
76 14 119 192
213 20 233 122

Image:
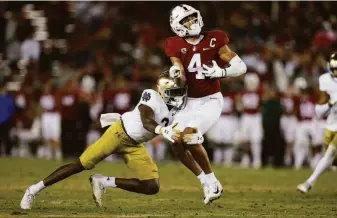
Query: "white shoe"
201 183 209 204
204 180 223 205
89 174 105 208
20 188 35 209
297 182 312 194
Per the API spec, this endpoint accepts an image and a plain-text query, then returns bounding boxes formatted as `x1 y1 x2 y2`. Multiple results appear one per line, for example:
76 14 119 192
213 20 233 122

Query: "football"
204 58 227 69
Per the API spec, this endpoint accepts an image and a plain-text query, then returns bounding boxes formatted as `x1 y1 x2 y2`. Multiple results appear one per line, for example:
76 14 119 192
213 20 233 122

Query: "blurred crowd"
0 2 337 168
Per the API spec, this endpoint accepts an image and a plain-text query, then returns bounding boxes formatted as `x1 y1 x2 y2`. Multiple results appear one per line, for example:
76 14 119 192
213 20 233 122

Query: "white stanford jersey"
319 73 337 131
122 89 175 142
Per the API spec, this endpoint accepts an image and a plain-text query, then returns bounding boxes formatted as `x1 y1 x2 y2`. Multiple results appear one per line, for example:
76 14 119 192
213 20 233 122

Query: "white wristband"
155 125 163 134
224 56 247 77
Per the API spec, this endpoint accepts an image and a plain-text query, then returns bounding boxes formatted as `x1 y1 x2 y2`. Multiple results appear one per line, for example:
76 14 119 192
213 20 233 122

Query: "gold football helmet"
157 71 187 109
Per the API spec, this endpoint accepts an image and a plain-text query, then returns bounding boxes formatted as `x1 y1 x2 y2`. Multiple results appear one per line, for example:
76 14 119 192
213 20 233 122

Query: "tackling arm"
139 104 179 143
315 90 333 118
139 104 160 133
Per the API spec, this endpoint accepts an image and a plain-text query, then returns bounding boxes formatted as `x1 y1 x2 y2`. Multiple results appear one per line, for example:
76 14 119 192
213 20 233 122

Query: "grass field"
1 158 337 218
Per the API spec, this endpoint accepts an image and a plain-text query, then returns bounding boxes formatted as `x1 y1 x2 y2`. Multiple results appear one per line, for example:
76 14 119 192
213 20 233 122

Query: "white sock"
213 148 223 165
307 145 336 186
30 181 45 195
205 172 217 183
241 154 250 168
101 177 117 188
55 149 63 160
197 171 206 184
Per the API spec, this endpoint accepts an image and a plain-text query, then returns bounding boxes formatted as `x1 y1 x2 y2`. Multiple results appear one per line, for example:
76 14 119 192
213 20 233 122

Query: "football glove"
202 60 226 78
183 128 204 145
155 123 180 143
169 64 181 78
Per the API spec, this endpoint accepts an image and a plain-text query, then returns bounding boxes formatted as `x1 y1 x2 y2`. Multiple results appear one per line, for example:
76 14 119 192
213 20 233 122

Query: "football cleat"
204 180 223 205
20 188 35 210
202 183 209 203
89 174 106 208
296 182 312 194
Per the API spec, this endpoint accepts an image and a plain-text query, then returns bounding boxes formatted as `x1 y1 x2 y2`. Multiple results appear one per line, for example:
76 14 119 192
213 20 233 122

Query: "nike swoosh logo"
203 47 211 51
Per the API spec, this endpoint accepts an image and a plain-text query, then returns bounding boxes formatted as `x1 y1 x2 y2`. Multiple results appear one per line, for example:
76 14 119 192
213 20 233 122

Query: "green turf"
1 158 337 218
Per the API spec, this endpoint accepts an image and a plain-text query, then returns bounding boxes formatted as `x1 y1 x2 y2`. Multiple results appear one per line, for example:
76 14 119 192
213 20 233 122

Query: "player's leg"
250 114 263 169
297 130 337 193
240 115 251 168
169 103 207 184
20 121 125 209
223 147 234 167
90 144 161 207
171 137 204 178
293 122 310 170
53 113 62 160
213 147 224 165
310 120 325 169
184 128 213 173
281 116 292 166
41 113 52 159
223 116 238 167
205 120 223 165
182 95 224 204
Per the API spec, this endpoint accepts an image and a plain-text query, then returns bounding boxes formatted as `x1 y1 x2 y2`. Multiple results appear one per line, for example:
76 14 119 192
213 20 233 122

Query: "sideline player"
297 53 337 193
280 87 298 166
20 73 204 209
293 81 317 170
237 73 263 169
165 4 247 204
206 89 238 167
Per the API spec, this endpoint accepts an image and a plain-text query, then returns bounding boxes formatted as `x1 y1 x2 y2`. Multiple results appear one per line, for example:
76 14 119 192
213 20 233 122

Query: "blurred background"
1 1 337 169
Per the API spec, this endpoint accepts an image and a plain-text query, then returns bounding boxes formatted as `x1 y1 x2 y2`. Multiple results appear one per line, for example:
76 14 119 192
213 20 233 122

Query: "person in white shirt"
297 53 337 193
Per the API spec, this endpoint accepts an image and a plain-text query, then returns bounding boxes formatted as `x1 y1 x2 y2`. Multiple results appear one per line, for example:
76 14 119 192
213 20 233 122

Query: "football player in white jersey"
20 72 205 209
297 53 337 193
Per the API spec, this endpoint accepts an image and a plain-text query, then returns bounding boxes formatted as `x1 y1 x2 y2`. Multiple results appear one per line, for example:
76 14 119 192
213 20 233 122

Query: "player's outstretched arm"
315 90 334 118
139 104 180 143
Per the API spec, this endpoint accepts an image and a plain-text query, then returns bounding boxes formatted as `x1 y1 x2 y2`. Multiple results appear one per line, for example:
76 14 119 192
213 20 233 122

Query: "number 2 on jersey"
187 53 205 80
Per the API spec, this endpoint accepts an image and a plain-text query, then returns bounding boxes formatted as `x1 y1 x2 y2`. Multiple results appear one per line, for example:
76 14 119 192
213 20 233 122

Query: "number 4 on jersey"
187 53 205 80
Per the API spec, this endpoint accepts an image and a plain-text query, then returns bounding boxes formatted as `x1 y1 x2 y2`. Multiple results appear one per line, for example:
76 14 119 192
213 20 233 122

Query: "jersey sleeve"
165 38 180 57
213 30 229 47
138 89 160 112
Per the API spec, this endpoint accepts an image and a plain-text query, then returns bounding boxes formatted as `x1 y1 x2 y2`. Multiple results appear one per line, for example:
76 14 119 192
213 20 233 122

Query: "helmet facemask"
162 86 187 109
179 13 201 36
169 4 204 37
157 72 187 109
